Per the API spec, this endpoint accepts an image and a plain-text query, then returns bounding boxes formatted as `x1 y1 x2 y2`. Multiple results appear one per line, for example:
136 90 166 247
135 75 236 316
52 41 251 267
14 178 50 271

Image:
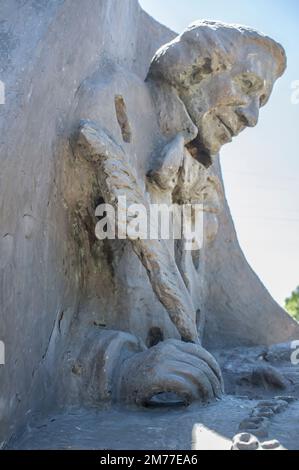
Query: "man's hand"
118 339 224 405
147 134 185 191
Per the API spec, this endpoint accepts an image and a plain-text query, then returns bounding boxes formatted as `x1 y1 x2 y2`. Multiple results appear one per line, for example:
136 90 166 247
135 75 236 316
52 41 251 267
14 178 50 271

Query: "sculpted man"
73 21 286 405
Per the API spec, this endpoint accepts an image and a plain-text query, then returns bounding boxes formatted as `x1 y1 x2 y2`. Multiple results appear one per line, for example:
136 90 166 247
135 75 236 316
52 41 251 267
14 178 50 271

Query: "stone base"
8 395 299 450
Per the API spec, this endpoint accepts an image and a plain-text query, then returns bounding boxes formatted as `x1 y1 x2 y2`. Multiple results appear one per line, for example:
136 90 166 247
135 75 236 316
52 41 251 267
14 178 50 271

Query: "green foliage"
285 286 299 321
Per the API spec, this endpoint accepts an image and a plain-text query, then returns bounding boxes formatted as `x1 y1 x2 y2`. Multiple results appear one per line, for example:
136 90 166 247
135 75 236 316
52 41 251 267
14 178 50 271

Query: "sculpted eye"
235 73 264 95
242 78 254 90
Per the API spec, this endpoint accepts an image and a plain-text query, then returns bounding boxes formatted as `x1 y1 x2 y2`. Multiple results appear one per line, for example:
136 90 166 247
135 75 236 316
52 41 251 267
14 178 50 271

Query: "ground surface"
8 344 299 450
7 396 299 450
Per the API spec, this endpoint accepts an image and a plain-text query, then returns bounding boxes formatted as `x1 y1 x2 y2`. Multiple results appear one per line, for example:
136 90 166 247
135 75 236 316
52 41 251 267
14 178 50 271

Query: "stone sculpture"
73 20 287 406
2 0 299 449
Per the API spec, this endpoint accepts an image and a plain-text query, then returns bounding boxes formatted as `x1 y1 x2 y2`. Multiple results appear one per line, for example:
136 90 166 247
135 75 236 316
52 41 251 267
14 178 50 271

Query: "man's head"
147 20 286 160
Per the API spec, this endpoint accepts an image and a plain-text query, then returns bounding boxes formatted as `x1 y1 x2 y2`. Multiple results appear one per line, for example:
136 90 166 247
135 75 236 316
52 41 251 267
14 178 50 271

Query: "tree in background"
285 286 299 321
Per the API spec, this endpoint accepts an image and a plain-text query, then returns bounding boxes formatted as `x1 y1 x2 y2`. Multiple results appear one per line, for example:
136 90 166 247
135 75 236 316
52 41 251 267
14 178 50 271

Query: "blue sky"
140 0 299 305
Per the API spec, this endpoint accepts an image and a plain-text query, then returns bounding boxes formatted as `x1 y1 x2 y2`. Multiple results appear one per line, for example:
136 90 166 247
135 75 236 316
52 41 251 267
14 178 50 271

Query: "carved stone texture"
118 339 224 405
76 121 200 344
72 19 291 407
2 0 299 447
147 20 286 162
231 433 260 451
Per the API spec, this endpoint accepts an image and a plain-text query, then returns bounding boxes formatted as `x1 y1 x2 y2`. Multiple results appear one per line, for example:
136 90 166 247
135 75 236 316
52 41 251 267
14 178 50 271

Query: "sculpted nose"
236 100 259 128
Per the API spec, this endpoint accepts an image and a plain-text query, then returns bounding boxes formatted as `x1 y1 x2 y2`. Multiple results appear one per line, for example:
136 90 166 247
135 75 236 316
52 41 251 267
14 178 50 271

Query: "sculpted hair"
147 20 287 88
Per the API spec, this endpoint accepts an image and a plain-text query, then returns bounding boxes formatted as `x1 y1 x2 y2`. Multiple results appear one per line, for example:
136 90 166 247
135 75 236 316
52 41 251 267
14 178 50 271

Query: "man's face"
179 54 275 156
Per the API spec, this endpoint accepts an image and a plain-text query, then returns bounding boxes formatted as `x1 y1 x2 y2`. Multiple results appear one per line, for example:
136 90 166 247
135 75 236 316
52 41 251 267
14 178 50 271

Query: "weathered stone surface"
251 407 275 418
70 329 145 404
261 439 285 450
215 344 299 399
147 21 299 350
148 20 286 159
9 395 295 450
71 16 293 407
0 0 176 446
251 365 288 390
264 342 298 363
118 339 223 405
255 400 289 414
1 0 299 448
231 433 285 451
239 416 269 438
8 396 257 450
274 396 297 404
231 433 260 450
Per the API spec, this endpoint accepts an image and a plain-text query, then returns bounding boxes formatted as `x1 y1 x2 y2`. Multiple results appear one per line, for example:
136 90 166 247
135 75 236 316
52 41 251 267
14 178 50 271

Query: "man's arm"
75 120 199 343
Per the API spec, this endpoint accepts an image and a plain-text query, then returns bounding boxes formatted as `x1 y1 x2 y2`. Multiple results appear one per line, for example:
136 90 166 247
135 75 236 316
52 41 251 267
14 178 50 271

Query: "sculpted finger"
172 352 223 398
164 360 215 400
169 340 223 387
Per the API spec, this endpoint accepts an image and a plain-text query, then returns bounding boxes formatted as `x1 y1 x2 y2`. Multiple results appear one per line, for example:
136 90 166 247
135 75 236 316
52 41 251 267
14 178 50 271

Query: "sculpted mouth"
217 115 235 138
